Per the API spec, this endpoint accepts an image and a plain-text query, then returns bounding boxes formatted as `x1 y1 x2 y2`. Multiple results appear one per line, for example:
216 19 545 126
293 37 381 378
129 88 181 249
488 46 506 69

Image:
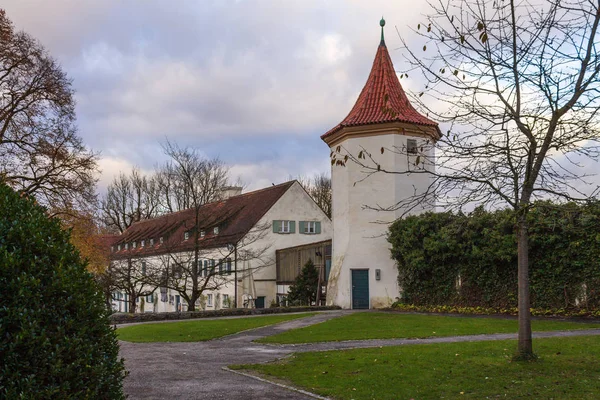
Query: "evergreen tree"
287 259 319 306
0 183 126 399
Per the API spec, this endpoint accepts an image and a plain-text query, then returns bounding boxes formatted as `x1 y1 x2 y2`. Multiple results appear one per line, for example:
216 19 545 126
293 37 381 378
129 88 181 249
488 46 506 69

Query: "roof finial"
380 16 386 46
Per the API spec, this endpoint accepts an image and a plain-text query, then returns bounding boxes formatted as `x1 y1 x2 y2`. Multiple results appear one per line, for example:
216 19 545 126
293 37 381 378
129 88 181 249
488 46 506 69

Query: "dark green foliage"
389 201 600 310
287 259 319 306
0 184 125 399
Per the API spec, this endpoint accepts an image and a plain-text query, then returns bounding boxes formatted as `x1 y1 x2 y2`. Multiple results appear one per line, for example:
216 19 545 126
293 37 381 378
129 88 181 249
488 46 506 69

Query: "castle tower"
323 19 441 309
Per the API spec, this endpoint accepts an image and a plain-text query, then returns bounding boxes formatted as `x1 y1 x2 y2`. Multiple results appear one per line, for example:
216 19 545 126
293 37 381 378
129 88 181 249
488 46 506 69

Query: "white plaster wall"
327 132 434 309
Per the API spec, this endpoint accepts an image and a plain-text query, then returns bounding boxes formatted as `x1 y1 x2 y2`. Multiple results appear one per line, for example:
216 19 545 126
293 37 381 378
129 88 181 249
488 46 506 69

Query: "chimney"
220 186 243 200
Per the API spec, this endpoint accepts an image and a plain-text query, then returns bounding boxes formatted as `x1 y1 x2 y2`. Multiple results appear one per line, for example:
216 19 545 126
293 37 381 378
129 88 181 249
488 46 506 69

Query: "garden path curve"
119 311 600 399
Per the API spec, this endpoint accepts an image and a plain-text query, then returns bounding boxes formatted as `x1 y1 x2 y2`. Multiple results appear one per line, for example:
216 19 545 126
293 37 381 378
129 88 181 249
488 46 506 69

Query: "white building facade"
109 181 332 313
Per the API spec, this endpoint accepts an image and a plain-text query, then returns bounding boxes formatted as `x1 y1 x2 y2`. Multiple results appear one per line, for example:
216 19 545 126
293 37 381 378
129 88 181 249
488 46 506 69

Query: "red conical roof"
321 40 439 141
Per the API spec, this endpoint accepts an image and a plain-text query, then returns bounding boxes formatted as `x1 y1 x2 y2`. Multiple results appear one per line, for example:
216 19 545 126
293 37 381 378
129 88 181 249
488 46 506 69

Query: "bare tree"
106 256 159 314
296 173 332 218
148 142 272 311
0 10 98 213
100 168 160 233
156 141 229 213
154 221 273 311
334 1 600 358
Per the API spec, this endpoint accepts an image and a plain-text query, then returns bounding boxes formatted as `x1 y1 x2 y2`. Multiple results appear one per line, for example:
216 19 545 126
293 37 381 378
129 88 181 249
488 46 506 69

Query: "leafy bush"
389 201 600 310
0 184 126 399
287 259 319 306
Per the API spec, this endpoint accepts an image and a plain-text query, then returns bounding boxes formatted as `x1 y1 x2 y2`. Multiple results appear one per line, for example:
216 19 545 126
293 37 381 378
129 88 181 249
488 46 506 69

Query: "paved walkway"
119 311 600 399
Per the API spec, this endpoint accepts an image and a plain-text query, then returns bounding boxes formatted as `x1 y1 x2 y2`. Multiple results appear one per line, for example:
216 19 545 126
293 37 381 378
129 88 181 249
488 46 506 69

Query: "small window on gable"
407 138 418 154
301 221 321 235
141 240 145 247
273 220 294 234
200 230 205 238
213 226 219 235
184 231 190 240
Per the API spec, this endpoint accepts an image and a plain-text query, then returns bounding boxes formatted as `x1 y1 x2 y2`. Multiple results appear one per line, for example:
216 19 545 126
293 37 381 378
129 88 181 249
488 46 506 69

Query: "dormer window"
141 240 145 247
200 230 205 238
150 238 154 246
125 243 129 250
117 244 121 251
110 246 114 252
159 237 164 244
184 231 190 240
132 241 137 249
213 227 219 235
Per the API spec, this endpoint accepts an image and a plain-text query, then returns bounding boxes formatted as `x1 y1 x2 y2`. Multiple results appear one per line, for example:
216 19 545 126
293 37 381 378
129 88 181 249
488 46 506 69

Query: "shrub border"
390 303 600 319
110 305 341 325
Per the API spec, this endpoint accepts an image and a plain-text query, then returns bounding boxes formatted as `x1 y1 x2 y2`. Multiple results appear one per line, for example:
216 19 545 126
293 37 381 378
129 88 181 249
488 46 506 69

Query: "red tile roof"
321 42 439 140
107 181 295 259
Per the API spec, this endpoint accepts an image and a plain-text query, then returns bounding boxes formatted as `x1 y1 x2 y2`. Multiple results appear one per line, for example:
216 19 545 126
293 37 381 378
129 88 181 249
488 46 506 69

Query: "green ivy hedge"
389 201 600 310
0 184 125 399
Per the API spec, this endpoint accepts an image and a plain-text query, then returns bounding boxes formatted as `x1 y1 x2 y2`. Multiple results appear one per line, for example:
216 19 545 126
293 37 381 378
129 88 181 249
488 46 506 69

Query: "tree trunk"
128 295 137 314
517 216 533 358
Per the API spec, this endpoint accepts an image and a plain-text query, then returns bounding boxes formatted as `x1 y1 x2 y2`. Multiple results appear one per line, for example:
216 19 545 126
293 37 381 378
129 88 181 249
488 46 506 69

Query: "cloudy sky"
3 0 435 193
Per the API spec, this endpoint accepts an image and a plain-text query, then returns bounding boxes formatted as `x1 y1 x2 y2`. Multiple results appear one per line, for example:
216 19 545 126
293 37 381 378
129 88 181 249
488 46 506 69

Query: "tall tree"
335 1 600 358
151 142 272 311
156 141 229 213
0 9 98 213
100 167 160 233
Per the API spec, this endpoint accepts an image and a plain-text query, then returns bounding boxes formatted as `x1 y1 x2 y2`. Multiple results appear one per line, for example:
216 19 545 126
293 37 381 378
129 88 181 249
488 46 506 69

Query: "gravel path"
119 310 600 399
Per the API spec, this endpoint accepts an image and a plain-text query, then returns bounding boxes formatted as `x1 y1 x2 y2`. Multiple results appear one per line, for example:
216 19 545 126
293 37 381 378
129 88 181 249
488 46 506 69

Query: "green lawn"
118 313 315 342
257 312 599 344
234 335 600 399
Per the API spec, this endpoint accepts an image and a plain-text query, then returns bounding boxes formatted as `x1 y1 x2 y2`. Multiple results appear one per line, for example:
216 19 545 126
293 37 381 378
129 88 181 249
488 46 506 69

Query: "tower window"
407 139 418 154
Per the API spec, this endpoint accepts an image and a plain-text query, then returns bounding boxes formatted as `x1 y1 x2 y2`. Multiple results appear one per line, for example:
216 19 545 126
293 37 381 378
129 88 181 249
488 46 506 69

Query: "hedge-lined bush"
0 184 125 399
389 201 600 310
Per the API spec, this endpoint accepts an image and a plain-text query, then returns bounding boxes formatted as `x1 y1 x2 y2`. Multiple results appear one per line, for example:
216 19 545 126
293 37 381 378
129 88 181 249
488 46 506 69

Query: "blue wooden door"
351 269 369 309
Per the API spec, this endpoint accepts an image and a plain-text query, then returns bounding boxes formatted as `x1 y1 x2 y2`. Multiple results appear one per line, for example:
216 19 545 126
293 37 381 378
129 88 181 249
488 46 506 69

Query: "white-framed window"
132 241 137 249
150 238 154 246
200 230 205 238
159 236 164 244
117 244 121 251
146 293 153 303
111 246 114 252
213 226 219 235
125 243 129 250
141 240 145 247
305 221 316 234
407 138 418 154
223 294 230 308
282 220 290 233
207 293 213 307
184 231 190 240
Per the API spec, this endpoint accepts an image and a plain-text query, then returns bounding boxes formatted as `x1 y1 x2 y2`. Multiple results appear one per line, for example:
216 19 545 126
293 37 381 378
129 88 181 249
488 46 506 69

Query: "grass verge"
233 335 600 399
257 312 599 344
118 312 316 342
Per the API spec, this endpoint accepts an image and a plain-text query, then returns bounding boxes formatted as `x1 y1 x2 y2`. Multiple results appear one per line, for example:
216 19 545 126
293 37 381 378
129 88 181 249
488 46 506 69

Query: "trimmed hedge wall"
389 201 600 310
110 305 341 325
